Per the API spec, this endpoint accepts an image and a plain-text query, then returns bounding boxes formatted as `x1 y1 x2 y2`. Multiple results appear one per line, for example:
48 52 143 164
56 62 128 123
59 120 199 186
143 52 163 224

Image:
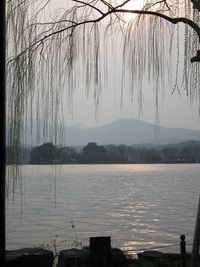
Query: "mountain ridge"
63 118 200 146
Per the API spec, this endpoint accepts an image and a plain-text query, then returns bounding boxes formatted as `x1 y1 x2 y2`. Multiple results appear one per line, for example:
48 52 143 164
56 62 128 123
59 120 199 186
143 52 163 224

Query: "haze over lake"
21 118 200 147
6 164 200 254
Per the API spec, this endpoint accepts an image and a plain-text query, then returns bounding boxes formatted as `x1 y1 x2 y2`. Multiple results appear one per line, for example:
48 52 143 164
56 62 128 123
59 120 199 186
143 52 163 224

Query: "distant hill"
14 118 200 146
63 118 200 146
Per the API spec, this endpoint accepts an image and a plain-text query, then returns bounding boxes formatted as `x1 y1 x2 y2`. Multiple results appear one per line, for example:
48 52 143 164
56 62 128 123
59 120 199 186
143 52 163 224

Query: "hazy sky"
63 83 200 130
46 0 200 130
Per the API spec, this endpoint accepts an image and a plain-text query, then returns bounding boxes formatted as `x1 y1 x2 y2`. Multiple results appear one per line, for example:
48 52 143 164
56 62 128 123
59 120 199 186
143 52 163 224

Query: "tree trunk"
0 1 6 267
191 196 200 267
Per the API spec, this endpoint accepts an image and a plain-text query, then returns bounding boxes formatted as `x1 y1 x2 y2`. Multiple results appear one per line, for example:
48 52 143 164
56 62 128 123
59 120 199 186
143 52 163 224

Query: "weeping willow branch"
8 7 200 62
6 0 200 168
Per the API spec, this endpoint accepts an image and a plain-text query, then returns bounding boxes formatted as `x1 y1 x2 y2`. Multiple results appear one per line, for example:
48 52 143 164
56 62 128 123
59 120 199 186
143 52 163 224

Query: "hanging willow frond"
6 0 200 164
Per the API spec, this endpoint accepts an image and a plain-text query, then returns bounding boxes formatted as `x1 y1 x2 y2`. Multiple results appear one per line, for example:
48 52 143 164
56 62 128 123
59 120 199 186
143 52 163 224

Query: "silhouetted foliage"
58 147 80 164
6 146 30 164
28 141 200 164
162 147 178 163
143 149 162 163
81 142 106 163
29 143 59 164
106 144 133 163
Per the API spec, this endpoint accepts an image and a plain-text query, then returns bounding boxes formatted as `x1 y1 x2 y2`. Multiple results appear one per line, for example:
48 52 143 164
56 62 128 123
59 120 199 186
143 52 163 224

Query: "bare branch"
114 8 200 42
99 0 114 10
9 5 200 63
72 0 104 15
114 0 131 9
31 20 77 26
144 0 171 11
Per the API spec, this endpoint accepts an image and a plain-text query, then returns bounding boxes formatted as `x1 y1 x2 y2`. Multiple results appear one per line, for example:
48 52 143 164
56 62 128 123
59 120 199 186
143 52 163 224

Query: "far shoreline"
6 162 200 166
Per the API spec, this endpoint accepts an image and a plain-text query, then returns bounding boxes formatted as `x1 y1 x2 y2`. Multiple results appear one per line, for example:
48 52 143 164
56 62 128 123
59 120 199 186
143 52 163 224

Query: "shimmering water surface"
6 164 200 253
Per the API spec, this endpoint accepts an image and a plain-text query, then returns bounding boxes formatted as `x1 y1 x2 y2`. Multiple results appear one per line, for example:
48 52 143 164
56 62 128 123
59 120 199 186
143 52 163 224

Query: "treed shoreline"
6 140 200 165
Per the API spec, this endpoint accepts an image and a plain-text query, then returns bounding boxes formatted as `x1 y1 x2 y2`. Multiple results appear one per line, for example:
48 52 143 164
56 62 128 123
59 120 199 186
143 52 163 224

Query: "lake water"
6 164 200 254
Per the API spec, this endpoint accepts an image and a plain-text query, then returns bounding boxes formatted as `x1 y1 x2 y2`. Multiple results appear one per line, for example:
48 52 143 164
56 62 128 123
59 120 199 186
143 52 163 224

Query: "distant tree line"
6 141 200 165
6 146 30 164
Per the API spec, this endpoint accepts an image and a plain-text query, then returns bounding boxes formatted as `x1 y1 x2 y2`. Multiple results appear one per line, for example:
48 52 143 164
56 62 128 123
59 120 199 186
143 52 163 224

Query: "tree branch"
72 0 104 15
114 9 200 42
7 6 200 63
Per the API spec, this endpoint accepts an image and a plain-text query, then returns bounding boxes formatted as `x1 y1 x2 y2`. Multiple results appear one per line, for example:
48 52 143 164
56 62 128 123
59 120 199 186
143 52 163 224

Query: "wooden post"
191 196 200 267
0 1 6 267
180 235 186 267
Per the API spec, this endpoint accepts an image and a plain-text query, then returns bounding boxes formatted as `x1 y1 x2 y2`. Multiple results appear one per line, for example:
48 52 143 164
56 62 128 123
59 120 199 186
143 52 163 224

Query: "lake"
6 164 200 254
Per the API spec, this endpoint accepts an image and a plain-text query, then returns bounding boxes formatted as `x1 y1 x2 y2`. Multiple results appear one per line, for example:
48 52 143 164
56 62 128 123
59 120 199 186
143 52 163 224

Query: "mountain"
63 118 200 146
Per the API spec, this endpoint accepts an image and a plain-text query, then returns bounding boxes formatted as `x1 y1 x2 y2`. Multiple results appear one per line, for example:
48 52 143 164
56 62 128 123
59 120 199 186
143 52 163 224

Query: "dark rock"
6 247 54 267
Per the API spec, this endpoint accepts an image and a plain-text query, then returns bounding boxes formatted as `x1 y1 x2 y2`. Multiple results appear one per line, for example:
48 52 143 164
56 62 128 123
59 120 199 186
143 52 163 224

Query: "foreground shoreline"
6 247 193 267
